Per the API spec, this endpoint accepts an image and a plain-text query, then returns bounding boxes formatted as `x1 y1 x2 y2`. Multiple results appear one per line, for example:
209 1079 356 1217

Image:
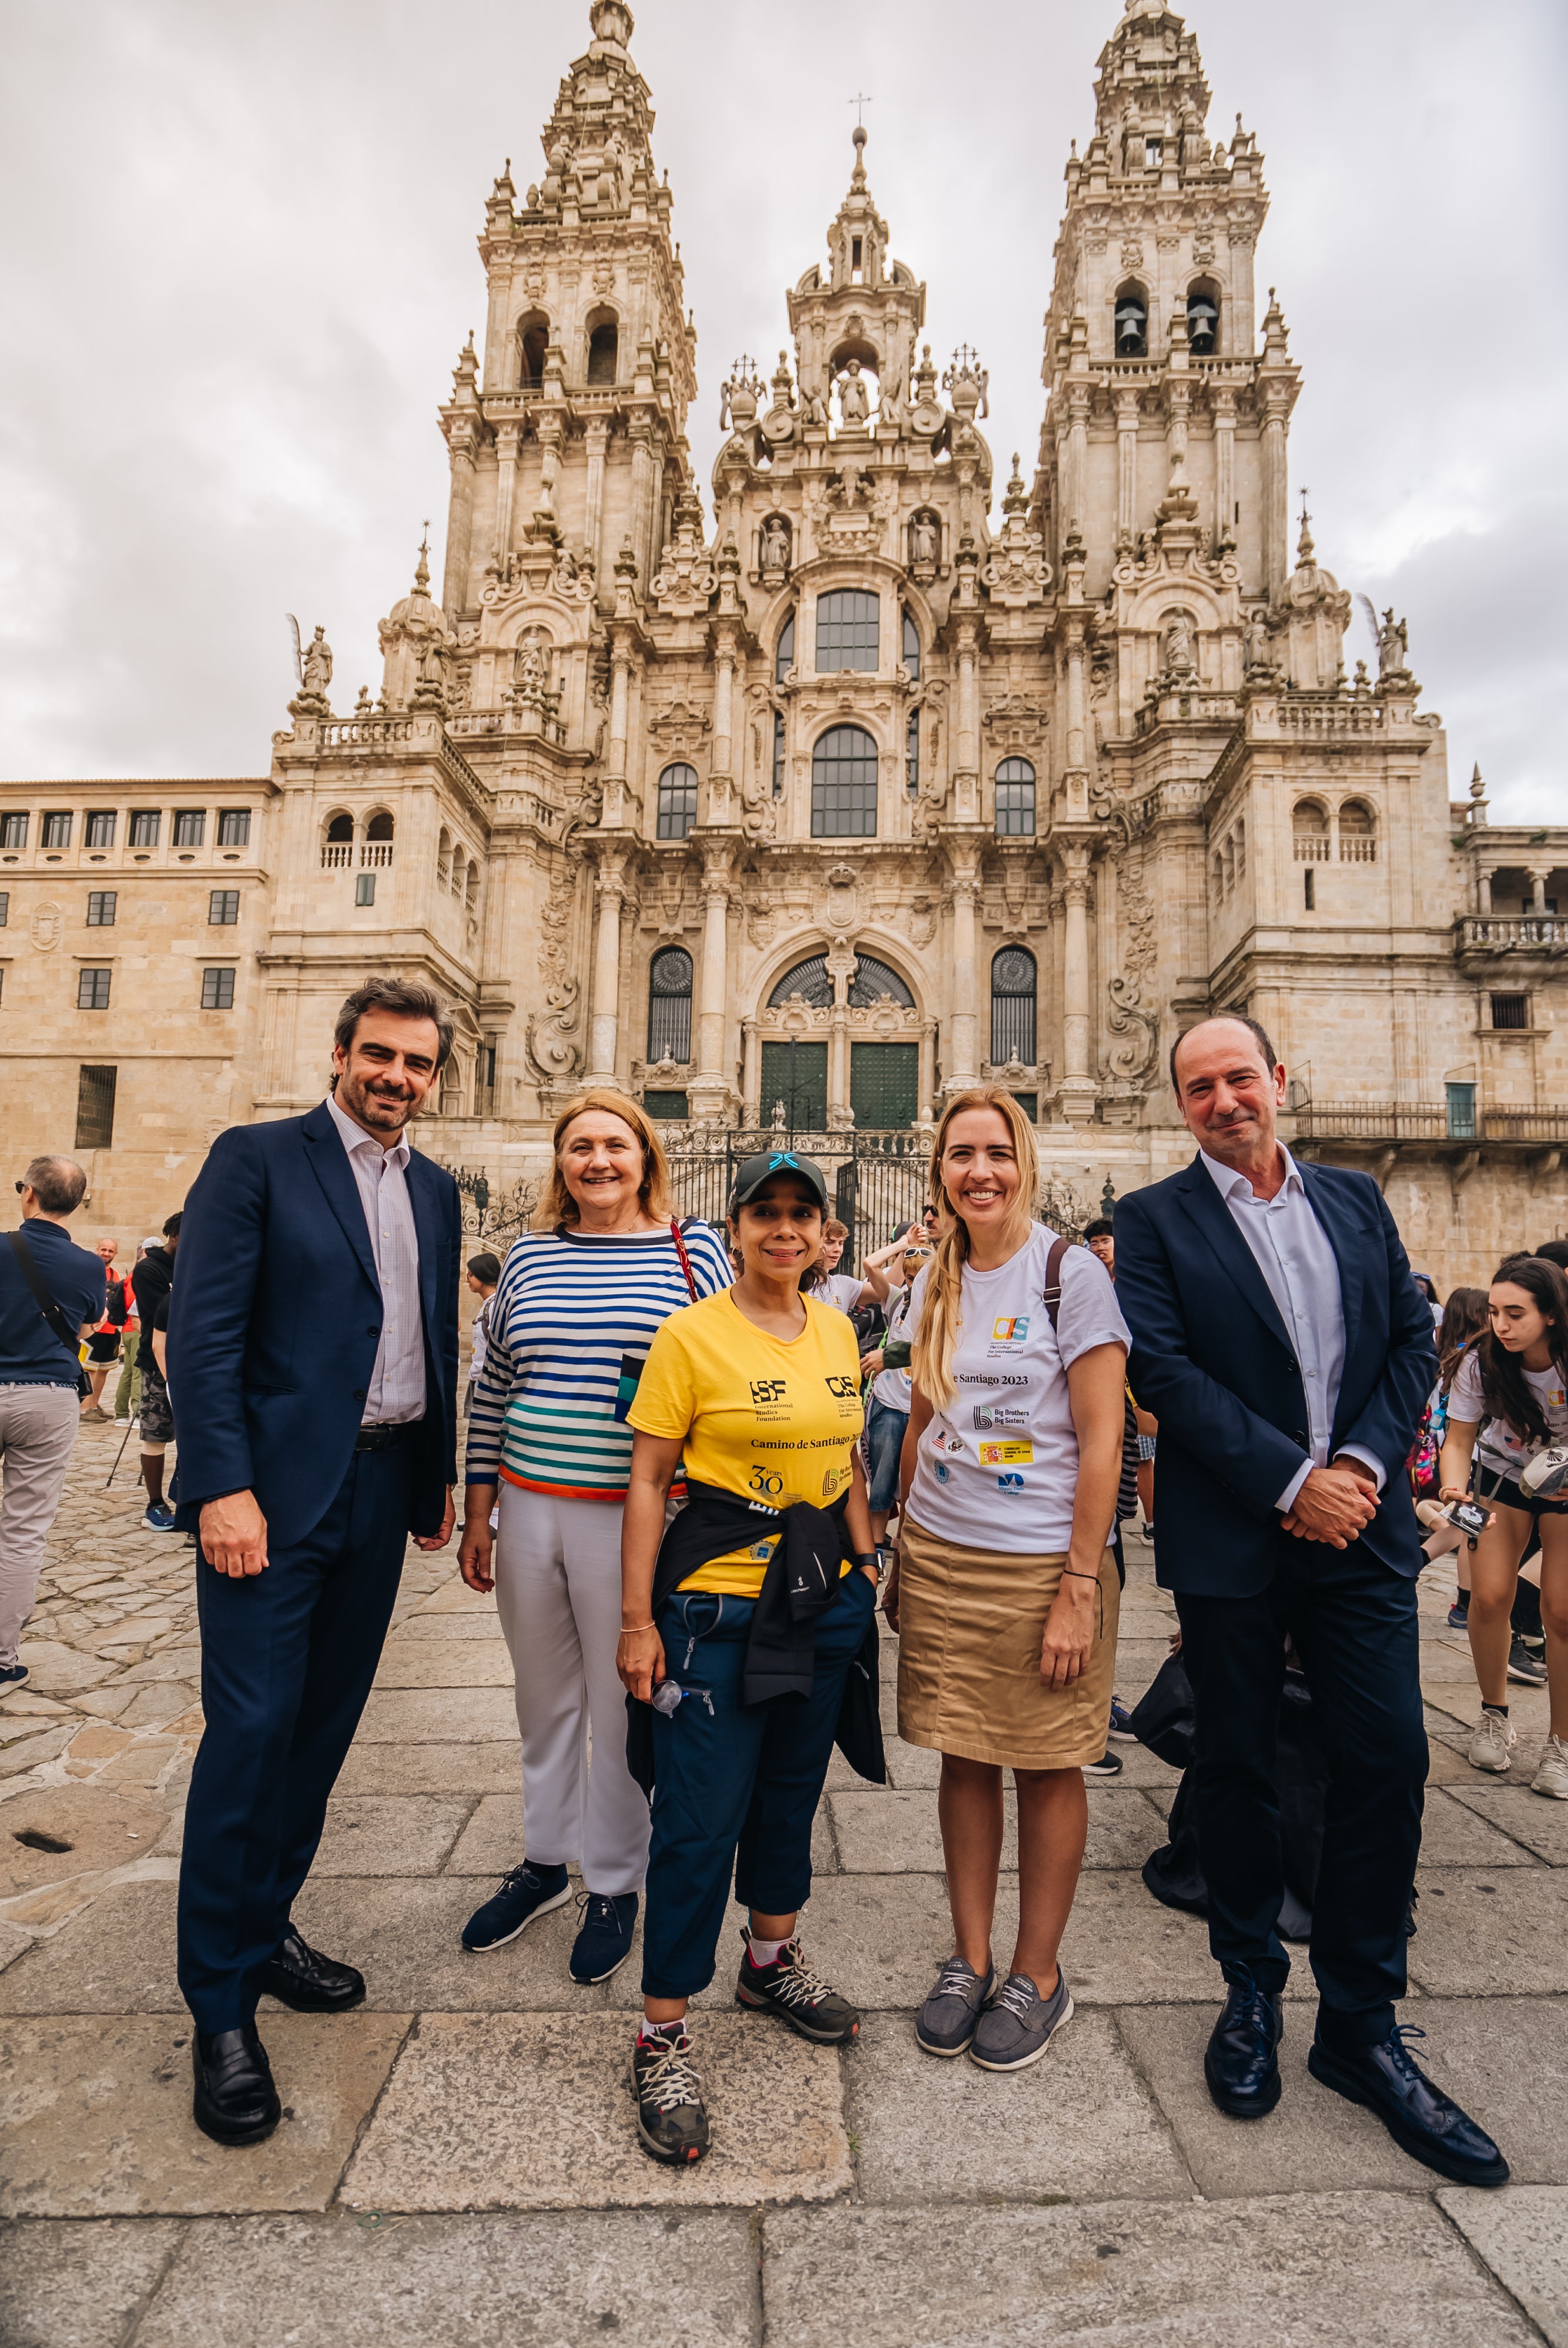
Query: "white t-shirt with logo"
872 1282 915 1412
1450 1351 1568 1479
905 1227 1130 1554
815 1272 865 1317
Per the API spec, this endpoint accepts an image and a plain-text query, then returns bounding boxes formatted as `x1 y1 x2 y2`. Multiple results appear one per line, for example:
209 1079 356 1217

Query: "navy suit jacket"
1113 1153 1435 1598
167 1102 462 1551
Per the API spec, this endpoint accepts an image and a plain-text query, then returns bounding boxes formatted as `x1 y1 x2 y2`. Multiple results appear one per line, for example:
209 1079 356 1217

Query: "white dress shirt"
1199 1145 1383 1512
325 1091 426 1424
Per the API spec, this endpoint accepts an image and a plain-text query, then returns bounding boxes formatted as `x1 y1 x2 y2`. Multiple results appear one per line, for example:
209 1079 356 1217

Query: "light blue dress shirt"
325 1091 426 1425
1199 1146 1384 1513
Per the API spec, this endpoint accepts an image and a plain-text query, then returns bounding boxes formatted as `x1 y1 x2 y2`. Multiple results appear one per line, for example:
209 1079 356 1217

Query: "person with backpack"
1 1155 105 1690
458 1090 732 1989
883 1088 1130 2072
1439 1255 1568 1797
462 1251 501 1419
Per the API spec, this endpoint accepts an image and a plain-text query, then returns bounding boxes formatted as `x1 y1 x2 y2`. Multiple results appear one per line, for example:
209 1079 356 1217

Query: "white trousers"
0 1383 81 1664
494 1482 651 1897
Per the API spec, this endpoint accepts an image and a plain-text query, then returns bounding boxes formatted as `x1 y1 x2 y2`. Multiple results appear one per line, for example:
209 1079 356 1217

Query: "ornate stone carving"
524 852 584 1087
29 902 62 952
980 457 1051 609
649 488 716 617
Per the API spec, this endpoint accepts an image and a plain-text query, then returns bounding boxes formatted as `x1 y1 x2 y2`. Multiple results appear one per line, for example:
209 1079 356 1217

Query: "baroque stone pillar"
1212 387 1236 547
1477 867 1493 916
587 855 626 1084
443 426 477 619
1115 388 1139 545
946 853 980 1091
689 850 732 1119
1262 390 1291 600
1529 868 1550 916
1053 848 1098 1127
492 421 521 570
584 419 610 585
741 1017 760 1124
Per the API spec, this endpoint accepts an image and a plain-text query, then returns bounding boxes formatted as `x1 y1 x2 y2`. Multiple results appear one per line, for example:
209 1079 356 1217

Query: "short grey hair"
23 1154 87 1215
333 977 454 1070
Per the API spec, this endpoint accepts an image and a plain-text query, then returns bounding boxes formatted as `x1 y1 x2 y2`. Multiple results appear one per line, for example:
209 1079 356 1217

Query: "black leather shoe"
257 1927 366 2013
1204 1968 1284 2118
1308 2024 1510 2186
192 2025 281 2146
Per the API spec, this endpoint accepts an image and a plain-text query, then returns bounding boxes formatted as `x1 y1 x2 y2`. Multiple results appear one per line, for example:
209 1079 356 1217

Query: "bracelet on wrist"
1061 1567 1099 1581
619 1622 655 1636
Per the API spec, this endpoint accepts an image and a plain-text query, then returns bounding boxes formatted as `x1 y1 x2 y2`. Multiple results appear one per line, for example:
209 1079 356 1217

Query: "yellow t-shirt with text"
627 1288 865 1598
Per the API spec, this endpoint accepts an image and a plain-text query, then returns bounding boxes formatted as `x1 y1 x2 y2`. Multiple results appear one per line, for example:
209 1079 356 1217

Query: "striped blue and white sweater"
464 1221 733 1499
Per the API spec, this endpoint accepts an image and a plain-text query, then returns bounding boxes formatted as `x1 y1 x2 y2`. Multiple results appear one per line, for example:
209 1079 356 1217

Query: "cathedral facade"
2 0 1564 1284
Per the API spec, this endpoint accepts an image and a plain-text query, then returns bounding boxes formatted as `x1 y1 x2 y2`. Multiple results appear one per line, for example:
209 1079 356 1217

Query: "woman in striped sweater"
458 1090 732 1986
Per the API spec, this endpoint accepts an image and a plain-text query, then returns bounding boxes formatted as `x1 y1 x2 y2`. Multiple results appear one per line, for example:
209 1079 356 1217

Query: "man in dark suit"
168 977 461 2146
1114 1014 1507 2186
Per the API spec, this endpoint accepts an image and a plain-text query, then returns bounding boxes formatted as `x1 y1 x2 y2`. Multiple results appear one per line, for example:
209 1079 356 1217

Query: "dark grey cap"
728 1149 830 1215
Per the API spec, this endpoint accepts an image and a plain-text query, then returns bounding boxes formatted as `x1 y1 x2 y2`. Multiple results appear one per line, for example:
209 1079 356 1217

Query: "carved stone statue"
800 384 828 428
836 359 870 427
759 514 791 572
1377 608 1410 678
909 511 939 566
515 636 549 695
1164 611 1197 676
301 627 333 696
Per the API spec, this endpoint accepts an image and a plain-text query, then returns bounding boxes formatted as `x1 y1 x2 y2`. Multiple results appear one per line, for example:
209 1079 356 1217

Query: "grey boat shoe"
915 1953 997 2057
969 1967 1074 2072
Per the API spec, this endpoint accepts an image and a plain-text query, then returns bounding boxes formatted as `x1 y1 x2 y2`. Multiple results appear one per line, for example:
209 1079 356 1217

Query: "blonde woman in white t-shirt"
884 1087 1130 2072
1439 1254 1568 1798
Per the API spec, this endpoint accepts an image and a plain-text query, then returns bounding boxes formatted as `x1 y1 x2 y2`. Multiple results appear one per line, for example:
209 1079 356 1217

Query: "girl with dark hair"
1439 1257 1568 1797
1412 1289 1489 1616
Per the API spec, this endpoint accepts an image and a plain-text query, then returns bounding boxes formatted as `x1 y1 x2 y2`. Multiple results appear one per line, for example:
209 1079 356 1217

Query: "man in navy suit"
1114 1014 1507 2187
168 977 461 2146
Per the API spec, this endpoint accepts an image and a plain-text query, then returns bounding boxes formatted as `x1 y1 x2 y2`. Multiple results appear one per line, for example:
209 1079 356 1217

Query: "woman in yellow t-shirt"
617 1150 882 2166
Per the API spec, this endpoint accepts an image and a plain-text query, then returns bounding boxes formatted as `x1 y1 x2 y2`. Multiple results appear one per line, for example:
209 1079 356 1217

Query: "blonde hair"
910 1088 1040 1413
533 1088 674 1230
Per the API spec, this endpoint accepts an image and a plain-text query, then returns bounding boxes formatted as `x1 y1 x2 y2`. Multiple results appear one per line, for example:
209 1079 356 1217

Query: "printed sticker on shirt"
1550 1388 1567 1409
979 1439 1034 1469
747 1463 785 1499
973 1402 1028 1431
991 1317 1030 1342
996 1472 1026 1493
934 1461 951 1485
822 1462 852 1499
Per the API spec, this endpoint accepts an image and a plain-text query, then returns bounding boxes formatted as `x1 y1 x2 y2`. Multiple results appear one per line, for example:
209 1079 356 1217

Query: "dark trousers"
1174 1532 1427 2048
177 1442 412 2032
642 1567 877 2000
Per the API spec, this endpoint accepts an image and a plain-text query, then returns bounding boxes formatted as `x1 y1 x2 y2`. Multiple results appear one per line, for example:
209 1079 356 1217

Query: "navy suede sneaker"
461 1860 570 1953
569 1891 639 1985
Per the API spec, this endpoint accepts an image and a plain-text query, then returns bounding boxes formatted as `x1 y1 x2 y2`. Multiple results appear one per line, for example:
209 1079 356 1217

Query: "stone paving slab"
0 1881 181 2014
126 2210 758 2348
372 1643 516 1690
335 1740 521 1797
387 1610 508 1642
1439 2186 1568 2348
1114 1995 1568 2196
0 2215 186 2348
761 2192 1542 2348
1406 1867 1568 1995
0 1783 169 1898
356 1690 522 1743
314 1794 477 1878
1416 1786 1549 1868
0 2012 410 2215
1446 1779 1568 1865
846 2008 1192 2205
342 2011 852 2211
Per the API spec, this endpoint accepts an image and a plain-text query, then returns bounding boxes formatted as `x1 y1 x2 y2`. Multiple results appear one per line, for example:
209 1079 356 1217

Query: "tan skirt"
896 1516 1120 1770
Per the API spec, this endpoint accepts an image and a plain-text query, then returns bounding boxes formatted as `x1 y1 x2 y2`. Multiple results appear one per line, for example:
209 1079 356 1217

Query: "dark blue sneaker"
461 1860 570 1953
569 1891 639 1985
1108 1694 1136 1741
0 1661 28 1690
142 1500 177 1532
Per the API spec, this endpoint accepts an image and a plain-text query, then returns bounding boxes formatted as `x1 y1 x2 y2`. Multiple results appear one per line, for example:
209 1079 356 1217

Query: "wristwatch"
853 1549 883 1582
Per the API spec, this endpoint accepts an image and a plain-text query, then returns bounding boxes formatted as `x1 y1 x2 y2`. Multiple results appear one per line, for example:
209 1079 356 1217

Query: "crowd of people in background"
2 990 1564 2189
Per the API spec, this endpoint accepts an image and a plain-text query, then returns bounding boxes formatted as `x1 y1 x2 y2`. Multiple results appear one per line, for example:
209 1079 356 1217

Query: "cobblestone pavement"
2 1419 1565 2346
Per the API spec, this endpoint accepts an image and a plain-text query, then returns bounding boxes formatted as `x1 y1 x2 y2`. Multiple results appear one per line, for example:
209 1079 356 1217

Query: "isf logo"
991 1317 1030 1342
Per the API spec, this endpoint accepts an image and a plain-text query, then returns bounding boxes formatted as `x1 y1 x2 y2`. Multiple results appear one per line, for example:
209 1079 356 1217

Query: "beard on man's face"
340 1064 421 1132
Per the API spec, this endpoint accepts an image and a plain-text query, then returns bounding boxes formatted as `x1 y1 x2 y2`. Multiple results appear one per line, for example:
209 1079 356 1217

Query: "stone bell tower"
437 0 697 625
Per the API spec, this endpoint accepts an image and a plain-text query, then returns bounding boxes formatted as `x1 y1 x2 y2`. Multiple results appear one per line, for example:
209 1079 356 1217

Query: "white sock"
748 1934 788 1967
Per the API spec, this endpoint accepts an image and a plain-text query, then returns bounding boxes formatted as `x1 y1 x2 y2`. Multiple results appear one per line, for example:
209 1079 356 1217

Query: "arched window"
365 810 394 841
1187 287 1219 356
465 860 480 912
847 953 914 1007
1234 818 1246 881
327 813 353 842
1222 836 1235 894
991 947 1037 1066
1338 799 1377 862
772 709 786 797
906 709 920 795
1114 285 1148 358
323 811 353 872
436 826 451 888
450 839 466 894
656 762 698 841
1212 852 1225 899
815 589 879 673
587 319 619 385
518 311 549 390
901 605 920 681
1292 799 1329 860
994 757 1037 837
646 946 693 1063
768 955 835 1009
812 724 877 838
775 611 795 684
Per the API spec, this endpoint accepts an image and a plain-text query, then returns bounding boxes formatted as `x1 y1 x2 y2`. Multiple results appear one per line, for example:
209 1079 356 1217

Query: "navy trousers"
1174 1531 1428 2046
177 1442 413 2031
642 1567 877 2000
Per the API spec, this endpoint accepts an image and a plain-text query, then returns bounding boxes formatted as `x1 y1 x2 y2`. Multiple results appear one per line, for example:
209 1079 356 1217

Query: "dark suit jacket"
167 1102 461 1550
1113 1153 1435 1598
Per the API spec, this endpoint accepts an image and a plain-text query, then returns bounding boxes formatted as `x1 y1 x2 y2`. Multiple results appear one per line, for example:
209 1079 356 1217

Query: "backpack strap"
7 1230 91 1393
1043 1234 1070 1332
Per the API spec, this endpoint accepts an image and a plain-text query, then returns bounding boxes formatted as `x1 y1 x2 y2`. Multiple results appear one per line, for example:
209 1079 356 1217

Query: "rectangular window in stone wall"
75 1064 117 1150
129 810 160 847
217 809 251 847
42 812 72 848
209 889 239 925
86 892 116 927
78 967 112 1010
0 813 26 849
173 810 205 847
201 967 235 1010
1490 993 1528 1029
85 811 116 848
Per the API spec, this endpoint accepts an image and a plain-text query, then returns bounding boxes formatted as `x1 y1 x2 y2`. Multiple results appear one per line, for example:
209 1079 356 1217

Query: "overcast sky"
1 0 1562 818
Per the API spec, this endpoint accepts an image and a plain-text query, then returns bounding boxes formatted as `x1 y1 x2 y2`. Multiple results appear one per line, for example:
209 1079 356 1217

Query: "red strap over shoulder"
669 1217 700 1302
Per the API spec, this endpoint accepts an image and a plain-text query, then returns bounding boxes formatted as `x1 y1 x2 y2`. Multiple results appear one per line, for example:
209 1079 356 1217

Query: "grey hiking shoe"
970 1968 1074 2072
915 1953 996 2057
